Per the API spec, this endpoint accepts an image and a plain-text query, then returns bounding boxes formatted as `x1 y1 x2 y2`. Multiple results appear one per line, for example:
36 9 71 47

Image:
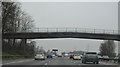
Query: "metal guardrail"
17 28 119 35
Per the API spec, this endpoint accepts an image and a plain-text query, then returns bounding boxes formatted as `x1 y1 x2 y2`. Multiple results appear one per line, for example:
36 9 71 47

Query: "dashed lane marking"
44 63 48 65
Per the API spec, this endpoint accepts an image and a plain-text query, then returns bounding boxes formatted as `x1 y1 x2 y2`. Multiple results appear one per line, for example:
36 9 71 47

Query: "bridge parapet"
17 28 119 35
3 28 120 41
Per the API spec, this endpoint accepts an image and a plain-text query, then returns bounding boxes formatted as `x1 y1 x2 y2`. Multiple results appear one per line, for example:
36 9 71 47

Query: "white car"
73 55 81 60
102 55 109 61
64 53 69 57
103 55 109 58
35 54 46 60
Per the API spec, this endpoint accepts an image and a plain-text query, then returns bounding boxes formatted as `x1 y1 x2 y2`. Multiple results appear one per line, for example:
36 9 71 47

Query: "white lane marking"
3 59 33 65
4 63 11 65
4 62 15 65
18 61 25 62
44 63 47 65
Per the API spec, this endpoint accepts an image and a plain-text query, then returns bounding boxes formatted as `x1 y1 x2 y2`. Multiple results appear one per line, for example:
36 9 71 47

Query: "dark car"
69 55 73 59
82 52 99 64
47 54 53 58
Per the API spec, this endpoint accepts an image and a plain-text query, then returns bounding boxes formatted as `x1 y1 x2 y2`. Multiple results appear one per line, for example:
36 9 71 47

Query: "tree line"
2 1 35 59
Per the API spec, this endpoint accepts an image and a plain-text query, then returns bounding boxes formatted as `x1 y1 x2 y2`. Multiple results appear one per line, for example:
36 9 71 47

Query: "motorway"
2 57 119 67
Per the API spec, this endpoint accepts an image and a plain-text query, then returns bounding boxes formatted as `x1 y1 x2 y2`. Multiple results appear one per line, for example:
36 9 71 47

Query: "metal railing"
17 27 119 35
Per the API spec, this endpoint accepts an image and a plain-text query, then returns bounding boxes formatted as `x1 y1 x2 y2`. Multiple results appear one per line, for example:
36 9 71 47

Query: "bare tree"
2 1 35 59
2 2 16 32
99 40 116 57
18 11 34 32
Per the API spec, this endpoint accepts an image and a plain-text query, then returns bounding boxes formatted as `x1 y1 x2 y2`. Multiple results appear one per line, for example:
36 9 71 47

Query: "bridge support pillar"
21 39 27 54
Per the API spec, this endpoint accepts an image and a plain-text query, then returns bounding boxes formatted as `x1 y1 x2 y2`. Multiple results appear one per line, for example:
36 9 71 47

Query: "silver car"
82 52 99 64
35 54 46 60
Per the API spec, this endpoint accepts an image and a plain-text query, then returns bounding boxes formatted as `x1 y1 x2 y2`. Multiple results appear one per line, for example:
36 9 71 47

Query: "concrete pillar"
24 39 27 53
21 39 27 54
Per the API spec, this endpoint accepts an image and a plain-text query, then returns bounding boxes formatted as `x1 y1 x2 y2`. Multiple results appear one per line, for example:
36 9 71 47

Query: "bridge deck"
2 28 120 41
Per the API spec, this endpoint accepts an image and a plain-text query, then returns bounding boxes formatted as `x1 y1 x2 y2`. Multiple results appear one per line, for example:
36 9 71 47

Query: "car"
73 54 81 60
82 52 99 64
98 55 103 60
57 55 62 57
113 57 119 63
114 57 118 59
52 54 56 57
69 55 74 59
117 54 120 63
47 54 53 58
102 55 109 61
64 53 69 57
118 55 120 63
35 54 46 60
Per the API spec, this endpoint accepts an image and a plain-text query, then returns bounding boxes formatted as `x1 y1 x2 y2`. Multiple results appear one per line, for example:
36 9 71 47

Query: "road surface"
2 57 119 67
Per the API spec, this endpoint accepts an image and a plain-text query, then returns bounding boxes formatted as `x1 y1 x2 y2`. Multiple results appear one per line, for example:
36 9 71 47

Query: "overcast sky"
21 1 118 54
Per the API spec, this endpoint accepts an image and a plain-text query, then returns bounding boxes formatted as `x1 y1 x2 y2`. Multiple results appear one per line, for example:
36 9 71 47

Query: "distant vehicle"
113 57 119 63
118 54 120 63
47 54 53 58
52 48 58 51
98 55 103 60
82 52 99 64
102 55 109 61
57 55 62 57
35 54 46 60
64 53 69 57
114 57 118 59
73 54 81 60
118 56 120 63
69 55 74 59
52 54 56 57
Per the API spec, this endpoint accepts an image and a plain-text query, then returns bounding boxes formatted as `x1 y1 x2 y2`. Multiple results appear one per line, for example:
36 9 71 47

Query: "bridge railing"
17 28 119 35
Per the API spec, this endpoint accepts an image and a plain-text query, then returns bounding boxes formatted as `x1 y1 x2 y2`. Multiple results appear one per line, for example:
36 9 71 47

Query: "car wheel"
93 62 95 64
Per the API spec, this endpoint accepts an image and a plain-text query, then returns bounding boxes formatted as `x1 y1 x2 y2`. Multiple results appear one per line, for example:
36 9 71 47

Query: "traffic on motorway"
2 47 119 66
33 50 120 65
